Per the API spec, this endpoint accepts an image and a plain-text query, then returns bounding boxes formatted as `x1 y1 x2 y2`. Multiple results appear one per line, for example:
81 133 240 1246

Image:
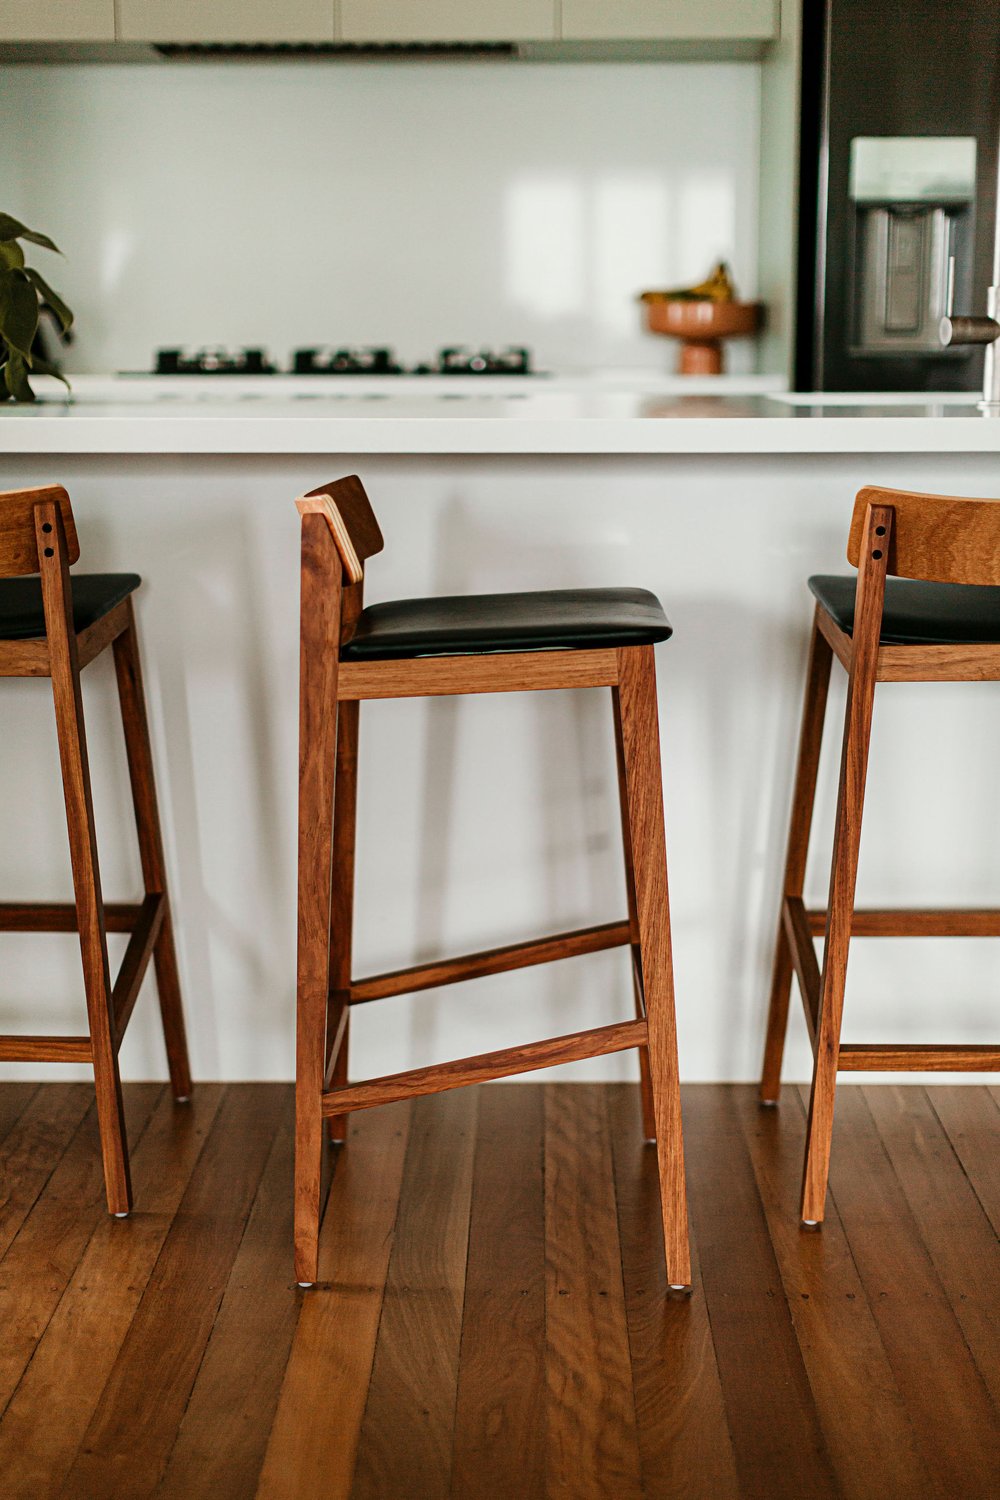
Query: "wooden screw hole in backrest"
295 475 385 584
0 485 79 577
847 485 1000 586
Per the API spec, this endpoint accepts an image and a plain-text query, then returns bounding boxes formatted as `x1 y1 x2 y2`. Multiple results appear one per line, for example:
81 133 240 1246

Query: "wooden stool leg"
801 519 887 1225
112 603 192 1100
294 517 343 1285
616 645 691 1289
612 686 656 1140
327 698 359 1144
760 613 833 1103
40 522 131 1216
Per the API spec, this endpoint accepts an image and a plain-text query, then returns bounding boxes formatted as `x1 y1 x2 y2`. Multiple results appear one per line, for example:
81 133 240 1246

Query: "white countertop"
2 375 999 454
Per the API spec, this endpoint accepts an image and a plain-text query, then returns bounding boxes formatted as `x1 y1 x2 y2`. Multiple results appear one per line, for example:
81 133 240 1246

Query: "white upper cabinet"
117 1 334 43
340 2 555 43
560 1 779 42
0 1 114 40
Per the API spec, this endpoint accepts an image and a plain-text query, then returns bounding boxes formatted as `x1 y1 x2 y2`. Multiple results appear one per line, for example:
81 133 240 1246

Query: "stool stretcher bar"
805 907 1000 937
111 894 165 1046
0 901 144 933
0 1036 93 1063
839 1045 1000 1070
782 898 820 1044
349 919 631 1005
321 1017 647 1116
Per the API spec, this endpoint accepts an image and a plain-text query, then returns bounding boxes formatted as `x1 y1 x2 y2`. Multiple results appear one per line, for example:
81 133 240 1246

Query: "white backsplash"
0 59 761 374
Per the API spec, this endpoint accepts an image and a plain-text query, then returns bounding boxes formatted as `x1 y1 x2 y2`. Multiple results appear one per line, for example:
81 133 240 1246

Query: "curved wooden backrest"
294 475 384 584
847 485 1000 586
0 484 79 577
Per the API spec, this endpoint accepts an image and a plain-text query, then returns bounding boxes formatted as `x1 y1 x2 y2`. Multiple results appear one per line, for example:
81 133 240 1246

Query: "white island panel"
1 434 999 1087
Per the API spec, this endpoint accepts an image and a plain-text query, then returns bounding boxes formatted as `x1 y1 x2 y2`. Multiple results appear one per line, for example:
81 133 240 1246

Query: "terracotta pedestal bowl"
643 299 762 375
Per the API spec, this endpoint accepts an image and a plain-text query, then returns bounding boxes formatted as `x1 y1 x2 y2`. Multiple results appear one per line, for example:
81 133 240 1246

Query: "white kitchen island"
2 382 999 1089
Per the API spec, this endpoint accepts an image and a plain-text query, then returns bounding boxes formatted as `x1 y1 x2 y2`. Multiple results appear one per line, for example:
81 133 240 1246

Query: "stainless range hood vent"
152 41 518 60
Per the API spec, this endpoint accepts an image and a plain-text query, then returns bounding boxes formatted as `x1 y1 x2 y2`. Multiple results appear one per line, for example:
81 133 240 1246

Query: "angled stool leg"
327 698 359 1144
612 685 656 1141
801 516 887 1225
39 507 131 1215
760 612 833 1103
295 516 343 1285
112 601 192 1100
616 644 691 1289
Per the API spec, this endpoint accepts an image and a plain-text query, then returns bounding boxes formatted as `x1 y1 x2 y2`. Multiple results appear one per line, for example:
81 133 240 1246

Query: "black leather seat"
809 574 1000 646
0 574 141 641
340 586 672 661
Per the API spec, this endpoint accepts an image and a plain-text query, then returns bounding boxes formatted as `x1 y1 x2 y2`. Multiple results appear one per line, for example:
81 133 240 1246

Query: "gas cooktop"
151 345 535 376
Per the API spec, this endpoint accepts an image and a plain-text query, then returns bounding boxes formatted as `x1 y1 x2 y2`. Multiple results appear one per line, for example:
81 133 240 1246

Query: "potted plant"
0 213 73 401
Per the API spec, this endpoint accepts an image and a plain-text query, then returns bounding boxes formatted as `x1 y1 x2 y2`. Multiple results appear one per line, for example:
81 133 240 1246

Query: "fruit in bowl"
638 263 762 374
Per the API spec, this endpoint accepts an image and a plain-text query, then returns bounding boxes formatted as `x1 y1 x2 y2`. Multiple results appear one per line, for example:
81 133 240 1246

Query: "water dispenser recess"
849 136 978 357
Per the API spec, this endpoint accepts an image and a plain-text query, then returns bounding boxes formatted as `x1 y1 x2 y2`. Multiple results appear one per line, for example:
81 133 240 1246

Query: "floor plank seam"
0 1087 166 1430
860 1086 1000 1422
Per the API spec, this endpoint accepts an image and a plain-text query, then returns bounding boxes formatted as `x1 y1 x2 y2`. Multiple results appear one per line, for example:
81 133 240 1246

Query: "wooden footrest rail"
783 897 820 1043
0 901 144 933
0 893 163 1059
321 1016 646 1116
839 1045 1000 1071
0 1035 93 1063
805 907 1000 937
348 919 631 1004
785 897 998 1070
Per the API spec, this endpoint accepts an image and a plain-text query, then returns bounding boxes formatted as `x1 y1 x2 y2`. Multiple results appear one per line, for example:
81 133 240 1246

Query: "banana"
639 261 736 305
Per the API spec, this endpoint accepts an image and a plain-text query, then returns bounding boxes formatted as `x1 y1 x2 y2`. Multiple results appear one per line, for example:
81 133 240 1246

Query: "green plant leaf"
3 351 35 402
0 213 61 253
26 350 71 391
23 267 73 332
0 239 25 269
0 267 40 356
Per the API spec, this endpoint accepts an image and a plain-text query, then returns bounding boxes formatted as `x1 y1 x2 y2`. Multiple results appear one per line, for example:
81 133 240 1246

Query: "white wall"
0 59 761 373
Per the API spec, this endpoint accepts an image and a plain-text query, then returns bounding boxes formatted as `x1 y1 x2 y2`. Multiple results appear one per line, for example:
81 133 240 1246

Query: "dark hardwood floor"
0 1080 997 1498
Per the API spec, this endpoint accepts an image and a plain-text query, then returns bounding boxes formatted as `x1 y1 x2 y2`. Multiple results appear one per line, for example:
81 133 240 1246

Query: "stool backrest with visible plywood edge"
0 484 192 1217
761 485 1000 1229
293 475 691 1290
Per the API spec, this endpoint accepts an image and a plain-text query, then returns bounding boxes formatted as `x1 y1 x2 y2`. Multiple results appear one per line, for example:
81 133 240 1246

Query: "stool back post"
803 498 892 1221
32 489 132 1212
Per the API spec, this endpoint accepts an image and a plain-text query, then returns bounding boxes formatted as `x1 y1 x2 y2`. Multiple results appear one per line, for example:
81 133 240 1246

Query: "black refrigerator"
796 0 1000 392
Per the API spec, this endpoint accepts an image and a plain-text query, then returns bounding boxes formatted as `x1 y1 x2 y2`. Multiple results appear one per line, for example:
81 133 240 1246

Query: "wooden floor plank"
0 1084 223 1500
733 1085 935 1500
256 1100 412 1500
544 1083 643 1500
0 1081 993 1499
815 1084 1000 1500
0 1084 94 1261
349 1088 479 1500
159 1097 296 1500
608 1083 739 1500
62 1084 286 1500
864 1085 1000 1409
682 1085 840 1500
926 1085 1000 1237
0 1084 40 1149
450 1083 545 1500
0 1083 162 1422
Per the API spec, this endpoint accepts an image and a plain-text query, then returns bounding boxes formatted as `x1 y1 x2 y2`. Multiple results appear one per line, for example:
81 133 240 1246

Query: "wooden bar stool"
0 485 191 1216
293 475 690 1289
761 485 1000 1225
